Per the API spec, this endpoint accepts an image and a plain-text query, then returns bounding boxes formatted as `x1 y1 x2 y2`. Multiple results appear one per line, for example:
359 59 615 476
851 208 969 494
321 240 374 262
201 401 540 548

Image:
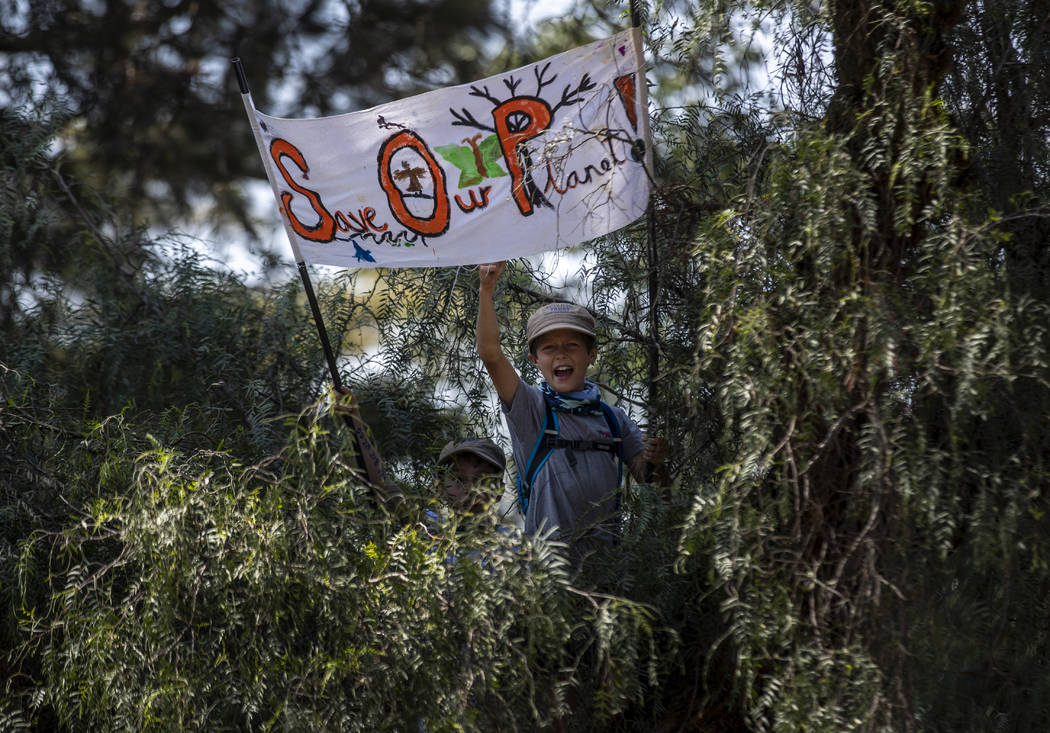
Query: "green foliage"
943 0 1050 301
8 395 669 730
666 1 1050 730
4 1 1050 731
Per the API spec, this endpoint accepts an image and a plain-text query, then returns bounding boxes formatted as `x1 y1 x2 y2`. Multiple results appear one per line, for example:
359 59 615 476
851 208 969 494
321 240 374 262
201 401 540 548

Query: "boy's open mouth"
553 366 574 378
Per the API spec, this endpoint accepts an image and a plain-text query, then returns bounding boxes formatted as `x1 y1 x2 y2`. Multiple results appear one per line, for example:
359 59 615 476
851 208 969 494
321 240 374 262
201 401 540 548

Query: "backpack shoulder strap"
517 399 558 515
598 401 624 489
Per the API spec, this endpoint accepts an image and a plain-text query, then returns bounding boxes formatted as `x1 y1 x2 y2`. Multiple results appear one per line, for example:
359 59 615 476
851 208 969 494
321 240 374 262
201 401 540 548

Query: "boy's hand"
333 384 356 415
642 437 668 466
631 436 670 486
478 261 505 291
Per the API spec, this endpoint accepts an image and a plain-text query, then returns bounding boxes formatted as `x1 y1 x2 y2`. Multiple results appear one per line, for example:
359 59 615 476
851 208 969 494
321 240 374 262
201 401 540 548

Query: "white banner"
247 28 650 269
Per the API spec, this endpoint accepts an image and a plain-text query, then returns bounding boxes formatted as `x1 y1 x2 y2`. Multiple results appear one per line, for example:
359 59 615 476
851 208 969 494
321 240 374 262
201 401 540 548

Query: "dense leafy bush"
3 1 1050 731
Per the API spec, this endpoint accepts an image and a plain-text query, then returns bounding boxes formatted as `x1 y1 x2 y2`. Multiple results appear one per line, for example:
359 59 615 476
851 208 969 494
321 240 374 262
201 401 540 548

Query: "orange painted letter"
269 138 335 242
491 96 552 216
377 130 450 237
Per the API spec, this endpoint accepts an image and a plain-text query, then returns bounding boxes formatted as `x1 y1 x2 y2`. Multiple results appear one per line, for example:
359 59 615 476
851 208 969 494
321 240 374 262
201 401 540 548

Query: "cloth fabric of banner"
249 28 650 268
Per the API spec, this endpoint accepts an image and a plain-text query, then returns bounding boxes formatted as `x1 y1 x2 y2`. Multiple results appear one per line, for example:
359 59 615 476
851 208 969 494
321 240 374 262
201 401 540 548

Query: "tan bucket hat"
525 302 596 349
437 437 506 473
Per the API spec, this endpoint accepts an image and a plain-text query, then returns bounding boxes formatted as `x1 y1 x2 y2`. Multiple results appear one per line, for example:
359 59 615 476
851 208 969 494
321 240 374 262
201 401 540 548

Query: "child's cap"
437 437 506 474
526 302 596 349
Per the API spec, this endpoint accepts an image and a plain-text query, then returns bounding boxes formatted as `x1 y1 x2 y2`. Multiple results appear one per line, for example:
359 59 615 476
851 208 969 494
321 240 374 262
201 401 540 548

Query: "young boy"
435 437 507 514
334 388 509 518
476 261 666 546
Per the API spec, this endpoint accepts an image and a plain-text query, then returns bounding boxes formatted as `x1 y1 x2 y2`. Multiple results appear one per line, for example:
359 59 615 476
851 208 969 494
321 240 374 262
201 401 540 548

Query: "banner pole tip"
231 57 250 95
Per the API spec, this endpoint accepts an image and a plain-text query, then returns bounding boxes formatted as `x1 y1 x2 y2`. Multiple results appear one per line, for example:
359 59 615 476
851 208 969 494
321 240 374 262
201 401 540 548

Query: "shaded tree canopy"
2 0 1050 731
0 0 508 231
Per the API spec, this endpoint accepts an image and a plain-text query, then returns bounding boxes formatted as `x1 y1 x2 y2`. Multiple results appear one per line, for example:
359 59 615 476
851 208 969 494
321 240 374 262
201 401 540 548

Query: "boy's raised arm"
476 261 519 406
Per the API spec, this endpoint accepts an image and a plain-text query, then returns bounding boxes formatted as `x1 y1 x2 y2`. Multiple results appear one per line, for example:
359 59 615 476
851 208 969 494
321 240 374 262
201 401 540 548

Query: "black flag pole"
231 57 386 487
628 2 663 484
628 2 659 385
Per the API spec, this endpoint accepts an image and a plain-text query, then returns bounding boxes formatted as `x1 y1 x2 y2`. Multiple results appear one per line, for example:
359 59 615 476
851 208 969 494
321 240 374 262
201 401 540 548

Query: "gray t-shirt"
503 376 644 541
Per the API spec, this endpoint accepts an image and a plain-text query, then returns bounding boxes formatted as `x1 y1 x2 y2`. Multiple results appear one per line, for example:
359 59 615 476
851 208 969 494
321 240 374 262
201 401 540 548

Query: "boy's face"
528 327 597 393
441 453 500 513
